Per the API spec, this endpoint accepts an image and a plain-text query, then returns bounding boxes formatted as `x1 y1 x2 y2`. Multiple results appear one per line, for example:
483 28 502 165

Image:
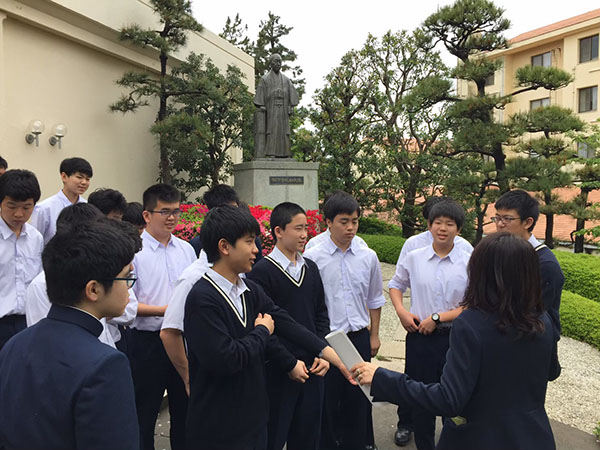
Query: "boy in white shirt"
0 170 43 349
30 157 93 244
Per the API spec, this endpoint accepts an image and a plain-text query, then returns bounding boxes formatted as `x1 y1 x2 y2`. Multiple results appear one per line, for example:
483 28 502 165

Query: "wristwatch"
431 313 441 325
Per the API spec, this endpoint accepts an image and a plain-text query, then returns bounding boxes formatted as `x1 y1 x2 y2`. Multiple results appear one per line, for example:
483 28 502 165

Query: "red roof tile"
510 9 600 44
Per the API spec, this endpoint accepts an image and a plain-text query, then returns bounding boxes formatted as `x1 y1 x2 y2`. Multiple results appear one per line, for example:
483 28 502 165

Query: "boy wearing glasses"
0 220 139 450
493 190 564 337
130 183 196 450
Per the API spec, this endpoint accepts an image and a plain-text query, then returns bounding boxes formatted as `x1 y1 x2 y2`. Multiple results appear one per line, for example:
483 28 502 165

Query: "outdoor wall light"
25 120 45 147
49 124 68 149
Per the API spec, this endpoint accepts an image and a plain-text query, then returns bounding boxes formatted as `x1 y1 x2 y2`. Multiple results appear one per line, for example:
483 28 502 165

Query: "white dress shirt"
29 190 86 244
304 229 368 251
25 270 135 348
389 244 470 321
204 268 249 318
528 234 542 248
132 230 196 331
0 220 43 317
268 246 305 282
162 250 211 332
304 236 386 333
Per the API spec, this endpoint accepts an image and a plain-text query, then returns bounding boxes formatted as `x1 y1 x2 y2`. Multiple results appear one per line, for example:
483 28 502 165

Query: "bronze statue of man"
253 53 299 158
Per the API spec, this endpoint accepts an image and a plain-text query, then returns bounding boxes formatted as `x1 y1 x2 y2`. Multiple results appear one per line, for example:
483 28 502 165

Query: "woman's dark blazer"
371 308 558 450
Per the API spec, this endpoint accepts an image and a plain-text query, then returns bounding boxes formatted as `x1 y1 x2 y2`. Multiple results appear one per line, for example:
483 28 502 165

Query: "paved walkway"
154 262 598 450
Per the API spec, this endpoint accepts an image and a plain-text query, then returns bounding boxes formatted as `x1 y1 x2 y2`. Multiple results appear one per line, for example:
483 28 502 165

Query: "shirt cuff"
367 294 386 310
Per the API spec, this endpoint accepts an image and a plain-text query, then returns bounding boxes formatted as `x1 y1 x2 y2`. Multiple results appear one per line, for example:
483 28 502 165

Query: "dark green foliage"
358 217 403 237
358 234 406 264
560 290 600 350
554 251 600 303
219 13 252 53
513 66 573 94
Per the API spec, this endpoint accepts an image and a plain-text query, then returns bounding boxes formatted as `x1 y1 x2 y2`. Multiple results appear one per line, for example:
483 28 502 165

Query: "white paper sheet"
326 329 374 404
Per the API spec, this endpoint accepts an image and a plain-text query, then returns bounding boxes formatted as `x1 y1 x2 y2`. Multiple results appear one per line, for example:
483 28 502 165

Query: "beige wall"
0 0 254 203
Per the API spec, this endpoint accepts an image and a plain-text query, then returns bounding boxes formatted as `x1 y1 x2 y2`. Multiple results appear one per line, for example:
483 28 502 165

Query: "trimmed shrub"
359 216 404 236
358 234 406 264
554 251 600 303
560 290 600 350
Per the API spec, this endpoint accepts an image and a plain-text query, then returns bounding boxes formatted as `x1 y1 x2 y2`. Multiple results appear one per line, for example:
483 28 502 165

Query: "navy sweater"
247 256 330 371
184 275 327 449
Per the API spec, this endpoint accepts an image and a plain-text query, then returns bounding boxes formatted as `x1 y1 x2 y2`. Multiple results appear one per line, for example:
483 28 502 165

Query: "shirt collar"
57 189 84 207
269 246 304 270
206 268 249 298
325 234 359 255
142 229 173 251
46 304 104 337
527 234 541 248
0 217 15 240
425 243 460 263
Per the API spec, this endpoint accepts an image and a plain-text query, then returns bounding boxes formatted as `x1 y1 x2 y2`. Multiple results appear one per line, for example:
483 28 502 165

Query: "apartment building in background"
457 8 600 158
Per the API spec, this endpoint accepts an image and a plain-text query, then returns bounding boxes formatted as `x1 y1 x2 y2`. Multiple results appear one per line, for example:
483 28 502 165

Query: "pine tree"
110 0 203 184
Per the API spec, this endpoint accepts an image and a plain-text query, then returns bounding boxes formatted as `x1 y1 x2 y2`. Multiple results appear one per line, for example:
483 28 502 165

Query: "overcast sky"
191 1 599 106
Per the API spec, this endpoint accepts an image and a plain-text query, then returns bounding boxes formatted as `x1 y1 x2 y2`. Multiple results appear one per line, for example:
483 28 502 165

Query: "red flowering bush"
174 204 325 256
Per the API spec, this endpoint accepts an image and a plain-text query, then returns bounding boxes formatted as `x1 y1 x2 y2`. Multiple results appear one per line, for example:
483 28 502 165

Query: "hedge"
358 234 406 264
359 216 404 237
553 251 600 303
560 290 600 350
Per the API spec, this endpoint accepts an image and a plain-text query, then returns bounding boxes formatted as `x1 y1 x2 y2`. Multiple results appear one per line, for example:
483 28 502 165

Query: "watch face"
432 313 440 322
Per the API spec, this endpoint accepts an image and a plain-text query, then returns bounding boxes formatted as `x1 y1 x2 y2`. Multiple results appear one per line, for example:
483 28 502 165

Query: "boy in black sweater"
247 202 330 450
184 206 351 450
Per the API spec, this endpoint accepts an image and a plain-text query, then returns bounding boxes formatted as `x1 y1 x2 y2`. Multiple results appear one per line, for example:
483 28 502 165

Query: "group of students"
0 154 564 450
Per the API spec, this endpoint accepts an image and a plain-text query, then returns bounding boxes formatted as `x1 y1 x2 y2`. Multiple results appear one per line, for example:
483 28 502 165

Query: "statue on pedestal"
253 54 299 158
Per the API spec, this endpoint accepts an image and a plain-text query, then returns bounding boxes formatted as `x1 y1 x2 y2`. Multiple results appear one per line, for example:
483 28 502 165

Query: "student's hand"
399 310 420 333
288 360 310 383
370 334 381 357
255 313 274 335
418 316 436 335
351 362 379 386
320 346 357 385
309 357 330 377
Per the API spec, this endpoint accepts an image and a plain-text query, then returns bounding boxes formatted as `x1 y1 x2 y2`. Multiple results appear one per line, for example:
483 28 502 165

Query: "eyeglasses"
490 215 520 224
108 277 137 288
148 209 182 218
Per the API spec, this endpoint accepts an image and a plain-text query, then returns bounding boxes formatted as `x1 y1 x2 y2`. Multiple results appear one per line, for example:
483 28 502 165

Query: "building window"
578 86 598 113
577 142 596 159
485 73 494 86
531 51 551 67
579 34 599 63
530 97 550 110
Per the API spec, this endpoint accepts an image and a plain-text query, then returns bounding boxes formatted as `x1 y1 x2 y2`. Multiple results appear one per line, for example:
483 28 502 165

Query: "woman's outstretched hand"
351 361 379 385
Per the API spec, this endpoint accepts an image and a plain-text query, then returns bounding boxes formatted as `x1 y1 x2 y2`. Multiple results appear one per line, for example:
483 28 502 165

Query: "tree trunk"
493 143 508 192
574 189 589 253
401 181 419 238
158 51 172 185
543 192 554 248
474 183 488 245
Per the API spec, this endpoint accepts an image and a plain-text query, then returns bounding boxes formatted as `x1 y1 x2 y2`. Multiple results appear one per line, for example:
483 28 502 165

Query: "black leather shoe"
365 445 378 450
394 427 412 446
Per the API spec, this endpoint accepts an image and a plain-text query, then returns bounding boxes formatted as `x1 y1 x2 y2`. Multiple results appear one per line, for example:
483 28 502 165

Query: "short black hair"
56 203 103 232
0 156 7 169
122 202 145 227
43 221 136 307
143 183 181 211
270 202 306 243
428 199 465 230
97 217 143 253
203 184 240 209
59 157 93 177
0 169 41 203
323 191 360 221
88 188 127 216
422 196 448 221
200 205 260 263
495 190 539 233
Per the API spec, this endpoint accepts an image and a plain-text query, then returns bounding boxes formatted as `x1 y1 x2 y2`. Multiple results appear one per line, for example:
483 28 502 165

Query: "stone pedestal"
233 159 319 210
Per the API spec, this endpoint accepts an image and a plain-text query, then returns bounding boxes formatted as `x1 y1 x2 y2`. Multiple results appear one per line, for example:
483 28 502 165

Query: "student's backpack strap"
534 243 548 252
